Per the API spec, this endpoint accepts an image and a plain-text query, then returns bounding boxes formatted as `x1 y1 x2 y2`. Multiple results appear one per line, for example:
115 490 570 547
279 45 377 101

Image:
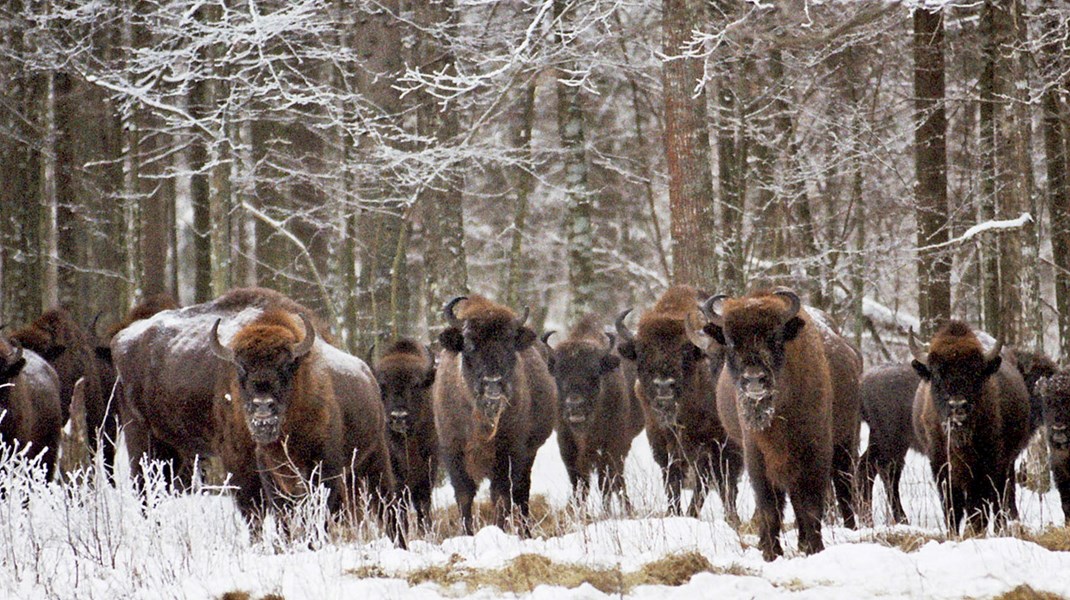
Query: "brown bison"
433 295 556 535
616 285 743 523
373 339 438 530
1036 369 1070 524
909 321 1030 533
700 288 861 560
111 287 333 488
210 310 397 538
10 308 112 472
0 338 63 480
857 363 922 524
545 314 644 509
1013 350 1058 435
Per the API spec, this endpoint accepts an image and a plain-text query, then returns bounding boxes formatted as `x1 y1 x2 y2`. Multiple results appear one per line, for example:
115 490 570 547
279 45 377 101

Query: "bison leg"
445 450 478 536
856 446 878 526
885 458 908 525
831 441 857 529
597 453 629 514
687 453 713 519
662 457 686 516
793 470 827 557
715 441 743 528
748 450 785 561
934 462 966 535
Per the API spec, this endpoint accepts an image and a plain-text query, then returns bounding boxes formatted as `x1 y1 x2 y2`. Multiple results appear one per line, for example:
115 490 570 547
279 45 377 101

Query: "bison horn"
541 330 555 348
684 311 713 353
773 288 802 322
517 306 530 327
443 296 467 329
292 314 316 358
615 309 635 346
604 331 616 350
209 319 236 364
907 327 929 367
702 294 728 328
984 337 1003 365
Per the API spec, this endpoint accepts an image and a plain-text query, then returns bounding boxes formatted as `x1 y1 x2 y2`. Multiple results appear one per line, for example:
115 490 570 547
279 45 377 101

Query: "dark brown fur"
1013 349 1058 434
434 295 556 535
374 339 438 529
10 308 112 471
0 338 63 480
111 288 334 490
618 286 743 523
214 310 396 539
547 314 643 509
708 289 850 560
857 363 922 524
1033 369 1070 525
911 321 1030 533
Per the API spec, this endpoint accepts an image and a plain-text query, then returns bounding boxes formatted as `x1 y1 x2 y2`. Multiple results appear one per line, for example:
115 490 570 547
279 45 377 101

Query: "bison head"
9 322 66 363
210 313 316 445
375 343 436 436
909 321 1002 432
545 331 620 427
1036 371 1070 452
616 308 705 428
438 296 536 423
702 288 806 431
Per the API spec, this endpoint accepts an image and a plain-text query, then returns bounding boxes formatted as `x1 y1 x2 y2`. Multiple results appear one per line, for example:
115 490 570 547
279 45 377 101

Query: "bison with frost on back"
0 337 62 481
433 295 555 536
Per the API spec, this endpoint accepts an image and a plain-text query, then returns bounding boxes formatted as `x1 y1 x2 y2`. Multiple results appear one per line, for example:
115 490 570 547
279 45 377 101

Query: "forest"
1 0 1069 361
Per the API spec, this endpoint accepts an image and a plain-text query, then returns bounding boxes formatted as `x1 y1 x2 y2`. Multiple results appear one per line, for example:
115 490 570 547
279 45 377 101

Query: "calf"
546 314 644 510
910 321 1030 533
0 338 63 480
857 363 922 524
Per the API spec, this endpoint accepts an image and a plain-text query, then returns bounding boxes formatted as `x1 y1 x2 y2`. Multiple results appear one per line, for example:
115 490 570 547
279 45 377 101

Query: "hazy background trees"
1 0 1068 364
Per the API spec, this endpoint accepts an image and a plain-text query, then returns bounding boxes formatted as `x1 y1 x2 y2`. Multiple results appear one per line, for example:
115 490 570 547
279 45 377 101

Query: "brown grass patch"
871 530 945 553
1021 527 1070 552
219 593 251 600
630 551 715 587
993 584 1064 600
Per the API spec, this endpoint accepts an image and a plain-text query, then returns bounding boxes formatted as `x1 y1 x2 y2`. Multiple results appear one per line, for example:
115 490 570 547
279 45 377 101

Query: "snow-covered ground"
0 425 1067 600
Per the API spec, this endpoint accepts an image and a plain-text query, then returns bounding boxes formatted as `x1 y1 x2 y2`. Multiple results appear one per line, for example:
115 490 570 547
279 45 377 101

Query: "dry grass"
1021 526 1070 552
870 530 946 553
993 584 1065 600
218 593 285 600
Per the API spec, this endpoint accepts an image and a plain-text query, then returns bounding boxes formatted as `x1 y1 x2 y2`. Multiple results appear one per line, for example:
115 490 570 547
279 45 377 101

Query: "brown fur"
111 288 339 491
433 295 556 535
548 314 643 509
619 285 743 522
1013 350 1058 433
0 338 63 480
911 320 1030 533
374 339 438 530
214 310 396 539
10 308 113 473
710 290 855 560
857 363 922 524
1037 369 1070 524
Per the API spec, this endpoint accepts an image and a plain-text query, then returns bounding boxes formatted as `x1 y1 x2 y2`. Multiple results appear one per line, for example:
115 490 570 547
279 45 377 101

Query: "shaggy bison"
433 295 555 535
0 338 63 480
545 314 644 509
1032 370 1070 524
701 288 861 560
10 308 113 472
910 321 1030 533
857 363 921 524
373 339 438 530
210 310 397 539
616 285 743 523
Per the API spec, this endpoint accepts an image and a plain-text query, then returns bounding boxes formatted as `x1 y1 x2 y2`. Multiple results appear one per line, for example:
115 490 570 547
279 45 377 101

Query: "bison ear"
94 346 112 363
702 323 727 346
599 353 621 374
515 327 536 351
618 340 637 361
439 327 464 353
41 344 67 362
782 317 805 342
2 357 26 380
983 355 1002 378
911 359 931 380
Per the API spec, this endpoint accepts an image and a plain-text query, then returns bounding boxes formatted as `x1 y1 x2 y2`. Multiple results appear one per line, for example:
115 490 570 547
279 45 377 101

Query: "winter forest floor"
1 427 1069 600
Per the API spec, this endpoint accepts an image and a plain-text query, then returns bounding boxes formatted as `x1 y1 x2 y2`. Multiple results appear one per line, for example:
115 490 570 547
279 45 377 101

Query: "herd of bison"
1 284 1069 561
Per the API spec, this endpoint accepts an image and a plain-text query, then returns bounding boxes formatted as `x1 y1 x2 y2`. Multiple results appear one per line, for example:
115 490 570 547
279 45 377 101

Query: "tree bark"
504 82 537 309
1041 11 1070 360
40 69 59 310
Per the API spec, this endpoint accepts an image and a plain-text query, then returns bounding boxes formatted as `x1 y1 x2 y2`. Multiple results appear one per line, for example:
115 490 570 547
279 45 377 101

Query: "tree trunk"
504 82 537 309
662 0 717 288
40 69 59 310
913 5 951 336
1041 13 1070 359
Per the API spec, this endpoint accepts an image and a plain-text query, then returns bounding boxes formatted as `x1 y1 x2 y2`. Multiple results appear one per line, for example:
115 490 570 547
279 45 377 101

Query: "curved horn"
292 314 316 358
443 296 467 329
773 287 802 322
615 309 635 346
702 294 728 327
984 337 1004 365
517 306 530 327
907 327 929 367
540 330 555 348
684 311 713 353
604 331 616 350
209 319 236 363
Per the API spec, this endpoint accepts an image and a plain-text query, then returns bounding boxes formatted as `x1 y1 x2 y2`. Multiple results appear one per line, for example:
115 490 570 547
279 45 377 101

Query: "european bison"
10 308 112 472
0 338 63 480
373 339 438 530
857 363 922 524
616 285 743 523
1036 369 1070 524
210 310 397 539
433 295 555 535
1013 350 1058 434
545 314 644 509
111 287 333 489
701 288 860 560
910 321 1030 533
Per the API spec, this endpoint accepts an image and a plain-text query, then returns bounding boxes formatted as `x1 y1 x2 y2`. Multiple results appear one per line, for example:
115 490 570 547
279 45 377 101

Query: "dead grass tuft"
1022 526 1070 552
993 584 1064 600
260 594 285 600
630 551 715 587
219 593 251 600
871 530 945 553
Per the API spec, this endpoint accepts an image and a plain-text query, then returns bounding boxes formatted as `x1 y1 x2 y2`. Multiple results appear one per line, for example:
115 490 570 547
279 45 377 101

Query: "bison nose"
251 397 276 417
947 397 969 427
389 410 411 434
652 377 675 399
483 375 505 399
740 367 769 398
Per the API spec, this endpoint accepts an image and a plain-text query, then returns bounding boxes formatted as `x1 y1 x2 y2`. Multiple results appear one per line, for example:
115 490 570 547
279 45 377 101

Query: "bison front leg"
831 441 858 529
1055 462 1070 526
662 458 686 516
687 454 712 519
713 441 743 528
793 469 827 557
748 449 785 561
597 454 629 514
445 450 478 536
884 457 908 525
